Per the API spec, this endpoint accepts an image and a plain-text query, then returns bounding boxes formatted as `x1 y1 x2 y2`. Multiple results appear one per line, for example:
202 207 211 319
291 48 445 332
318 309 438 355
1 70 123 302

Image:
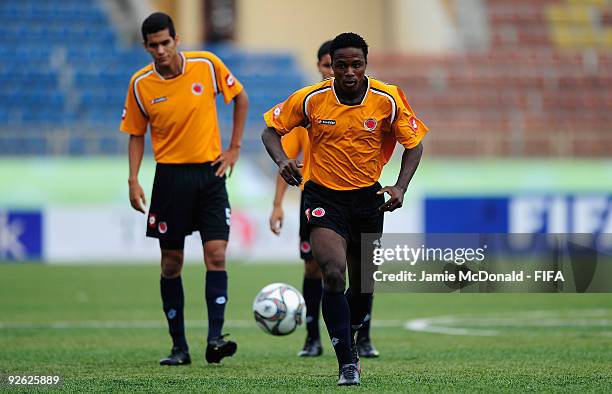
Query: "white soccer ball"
253 283 306 336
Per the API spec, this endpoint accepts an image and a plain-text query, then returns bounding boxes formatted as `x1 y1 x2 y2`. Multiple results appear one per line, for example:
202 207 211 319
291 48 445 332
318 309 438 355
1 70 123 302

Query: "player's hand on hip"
377 185 405 212
269 206 284 235
278 159 303 186
128 180 147 214
213 146 240 177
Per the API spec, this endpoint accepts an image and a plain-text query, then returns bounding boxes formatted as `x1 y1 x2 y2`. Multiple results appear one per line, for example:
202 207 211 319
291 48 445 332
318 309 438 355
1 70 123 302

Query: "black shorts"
298 192 313 260
146 162 230 242
302 180 384 247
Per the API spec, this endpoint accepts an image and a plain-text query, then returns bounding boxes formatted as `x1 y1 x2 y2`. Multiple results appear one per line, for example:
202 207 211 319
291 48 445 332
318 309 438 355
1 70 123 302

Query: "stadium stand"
370 0 612 156
0 0 304 155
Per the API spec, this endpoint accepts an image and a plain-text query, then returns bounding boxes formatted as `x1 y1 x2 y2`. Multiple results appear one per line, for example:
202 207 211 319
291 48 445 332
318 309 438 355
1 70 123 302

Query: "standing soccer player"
120 12 249 366
267 40 380 358
262 33 427 385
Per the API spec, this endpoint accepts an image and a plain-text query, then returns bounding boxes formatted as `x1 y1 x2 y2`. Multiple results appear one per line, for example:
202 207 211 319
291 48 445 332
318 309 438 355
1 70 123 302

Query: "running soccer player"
120 12 249 366
268 40 379 358
262 33 427 385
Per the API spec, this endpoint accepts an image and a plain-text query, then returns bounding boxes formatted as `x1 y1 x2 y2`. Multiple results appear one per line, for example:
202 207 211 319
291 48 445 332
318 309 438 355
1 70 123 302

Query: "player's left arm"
213 89 249 177
210 53 249 177
378 143 423 212
378 87 428 212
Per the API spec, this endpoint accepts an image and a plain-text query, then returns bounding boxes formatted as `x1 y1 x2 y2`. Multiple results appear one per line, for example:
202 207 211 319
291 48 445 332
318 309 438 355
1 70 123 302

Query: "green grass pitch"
1 263 611 392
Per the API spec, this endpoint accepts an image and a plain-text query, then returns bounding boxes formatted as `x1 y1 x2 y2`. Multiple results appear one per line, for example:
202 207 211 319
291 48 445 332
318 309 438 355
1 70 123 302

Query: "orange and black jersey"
120 51 243 164
264 77 428 190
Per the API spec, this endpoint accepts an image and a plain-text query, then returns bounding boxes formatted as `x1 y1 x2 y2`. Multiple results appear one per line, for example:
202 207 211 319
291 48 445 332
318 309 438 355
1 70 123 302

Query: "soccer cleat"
159 347 191 366
337 363 360 386
357 337 380 358
205 334 237 364
297 336 323 357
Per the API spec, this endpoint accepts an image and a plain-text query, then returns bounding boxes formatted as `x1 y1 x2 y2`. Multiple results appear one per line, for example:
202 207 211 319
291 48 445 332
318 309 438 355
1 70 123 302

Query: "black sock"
356 295 373 341
321 289 352 366
160 276 188 350
303 277 322 340
345 287 373 340
205 270 227 342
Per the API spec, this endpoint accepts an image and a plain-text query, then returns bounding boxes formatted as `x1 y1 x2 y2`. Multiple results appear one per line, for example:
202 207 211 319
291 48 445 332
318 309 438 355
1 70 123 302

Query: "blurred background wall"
1 0 611 263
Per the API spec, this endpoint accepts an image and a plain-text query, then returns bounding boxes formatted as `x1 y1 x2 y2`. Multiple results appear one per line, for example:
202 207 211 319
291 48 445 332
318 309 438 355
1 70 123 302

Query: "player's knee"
161 250 184 278
204 248 226 270
304 258 322 279
322 267 345 292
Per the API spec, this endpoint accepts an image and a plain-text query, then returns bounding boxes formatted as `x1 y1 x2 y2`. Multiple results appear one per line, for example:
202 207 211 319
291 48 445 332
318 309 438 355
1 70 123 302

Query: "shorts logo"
312 207 325 218
148 214 156 228
226 74 235 87
408 116 418 131
364 118 377 131
318 119 336 125
273 104 283 118
305 208 311 222
300 241 311 254
121 108 126 120
150 96 167 105
225 208 231 226
158 221 168 234
191 82 203 96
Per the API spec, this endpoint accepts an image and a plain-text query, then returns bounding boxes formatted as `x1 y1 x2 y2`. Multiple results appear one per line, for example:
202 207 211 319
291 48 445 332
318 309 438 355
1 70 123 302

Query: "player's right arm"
128 135 147 213
262 87 311 186
268 132 303 234
120 71 149 214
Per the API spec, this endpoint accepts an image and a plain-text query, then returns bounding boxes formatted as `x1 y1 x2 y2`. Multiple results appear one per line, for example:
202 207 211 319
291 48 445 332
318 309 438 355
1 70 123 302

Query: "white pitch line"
403 309 612 337
0 319 405 330
404 317 498 336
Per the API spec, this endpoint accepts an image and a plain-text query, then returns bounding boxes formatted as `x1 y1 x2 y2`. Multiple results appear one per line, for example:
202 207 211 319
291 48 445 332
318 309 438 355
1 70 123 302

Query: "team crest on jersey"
121 108 126 120
148 213 156 228
225 74 235 87
408 116 418 131
158 221 168 234
312 207 326 218
364 118 377 131
191 82 203 96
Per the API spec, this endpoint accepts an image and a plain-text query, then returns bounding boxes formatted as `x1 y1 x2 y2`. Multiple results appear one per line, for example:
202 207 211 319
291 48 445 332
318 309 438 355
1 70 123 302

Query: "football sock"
345 287 373 339
160 276 188 350
356 295 373 341
205 270 228 342
303 277 322 340
321 289 353 365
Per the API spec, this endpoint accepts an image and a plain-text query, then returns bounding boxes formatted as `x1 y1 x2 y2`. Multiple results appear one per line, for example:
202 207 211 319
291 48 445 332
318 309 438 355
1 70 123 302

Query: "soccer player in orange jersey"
268 40 380 358
262 33 426 385
120 13 249 366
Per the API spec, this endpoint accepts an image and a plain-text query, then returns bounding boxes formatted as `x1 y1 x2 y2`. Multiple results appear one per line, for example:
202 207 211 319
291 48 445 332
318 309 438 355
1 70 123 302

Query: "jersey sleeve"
208 52 244 104
263 88 309 136
391 87 429 149
119 74 148 136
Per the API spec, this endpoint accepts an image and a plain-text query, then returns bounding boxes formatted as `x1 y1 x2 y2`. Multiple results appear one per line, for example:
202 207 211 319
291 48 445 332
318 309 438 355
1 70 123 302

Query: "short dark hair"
317 40 332 61
141 12 176 43
329 32 368 62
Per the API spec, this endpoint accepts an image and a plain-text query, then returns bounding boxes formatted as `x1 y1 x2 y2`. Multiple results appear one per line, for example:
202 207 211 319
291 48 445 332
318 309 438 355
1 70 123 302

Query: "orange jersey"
280 126 310 190
264 77 428 190
120 51 243 164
